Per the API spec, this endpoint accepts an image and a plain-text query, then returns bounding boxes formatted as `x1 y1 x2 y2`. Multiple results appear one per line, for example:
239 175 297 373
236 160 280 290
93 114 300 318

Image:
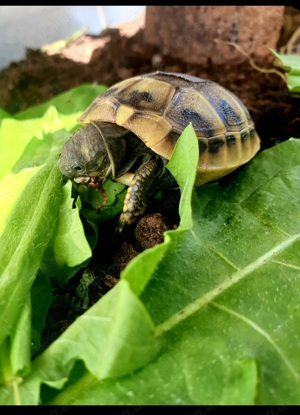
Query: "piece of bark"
144 6 285 65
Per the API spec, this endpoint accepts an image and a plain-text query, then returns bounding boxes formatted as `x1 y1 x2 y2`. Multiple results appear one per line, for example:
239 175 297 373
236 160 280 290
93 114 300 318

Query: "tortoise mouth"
74 176 103 187
74 176 92 184
73 165 113 186
73 176 108 207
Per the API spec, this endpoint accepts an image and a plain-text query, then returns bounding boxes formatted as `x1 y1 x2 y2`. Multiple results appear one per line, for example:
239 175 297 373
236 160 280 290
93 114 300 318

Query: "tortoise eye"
74 166 82 171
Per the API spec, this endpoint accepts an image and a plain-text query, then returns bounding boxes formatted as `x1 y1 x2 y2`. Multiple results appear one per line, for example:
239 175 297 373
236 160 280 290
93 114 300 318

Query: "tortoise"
59 71 260 231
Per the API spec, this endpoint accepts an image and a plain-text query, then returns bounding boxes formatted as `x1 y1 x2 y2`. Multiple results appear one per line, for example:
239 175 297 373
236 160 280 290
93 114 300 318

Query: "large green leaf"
0 279 161 405
47 137 300 405
0 159 63 348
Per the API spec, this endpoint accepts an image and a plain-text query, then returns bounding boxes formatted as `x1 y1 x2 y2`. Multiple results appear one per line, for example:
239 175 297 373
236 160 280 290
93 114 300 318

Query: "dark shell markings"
59 71 260 230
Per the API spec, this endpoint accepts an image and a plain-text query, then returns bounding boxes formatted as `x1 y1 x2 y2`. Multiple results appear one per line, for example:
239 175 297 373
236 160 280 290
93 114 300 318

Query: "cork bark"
144 6 285 65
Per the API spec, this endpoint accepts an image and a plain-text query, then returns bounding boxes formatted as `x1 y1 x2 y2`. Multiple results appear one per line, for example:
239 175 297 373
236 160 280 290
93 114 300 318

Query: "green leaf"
0 109 68 236
166 122 198 229
9 296 31 377
0 109 12 121
36 279 160 380
271 50 300 92
0 159 63 350
141 138 300 404
39 180 93 285
43 137 299 405
15 85 106 120
31 273 55 357
0 117 42 181
77 179 127 225
0 280 160 404
50 330 258 405
53 182 92 267
0 296 31 394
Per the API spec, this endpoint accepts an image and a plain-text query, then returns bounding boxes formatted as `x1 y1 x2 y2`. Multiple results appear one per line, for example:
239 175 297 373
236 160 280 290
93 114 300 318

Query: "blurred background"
0 5 146 70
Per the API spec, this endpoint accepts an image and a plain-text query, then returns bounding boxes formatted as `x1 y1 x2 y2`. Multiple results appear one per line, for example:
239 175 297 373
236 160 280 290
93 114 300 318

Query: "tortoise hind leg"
117 158 164 232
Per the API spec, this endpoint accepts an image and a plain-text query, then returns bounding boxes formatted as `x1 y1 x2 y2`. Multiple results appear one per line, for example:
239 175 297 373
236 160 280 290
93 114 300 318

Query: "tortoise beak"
74 176 92 184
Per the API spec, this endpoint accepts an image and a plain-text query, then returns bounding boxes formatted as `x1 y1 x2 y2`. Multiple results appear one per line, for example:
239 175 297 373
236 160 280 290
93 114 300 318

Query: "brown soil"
2 12 299 353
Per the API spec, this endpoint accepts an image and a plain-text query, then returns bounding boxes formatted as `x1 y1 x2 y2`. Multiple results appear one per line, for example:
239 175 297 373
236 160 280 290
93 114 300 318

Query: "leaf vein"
210 301 299 380
269 259 300 271
207 247 239 271
181 359 196 403
154 231 300 338
241 203 291 238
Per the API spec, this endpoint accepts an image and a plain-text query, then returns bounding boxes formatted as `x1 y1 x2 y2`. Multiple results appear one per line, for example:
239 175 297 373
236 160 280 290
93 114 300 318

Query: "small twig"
213 39 287 82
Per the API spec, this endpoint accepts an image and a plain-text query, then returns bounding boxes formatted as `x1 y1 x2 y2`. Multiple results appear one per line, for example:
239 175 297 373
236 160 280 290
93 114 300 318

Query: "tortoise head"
59 123 113 184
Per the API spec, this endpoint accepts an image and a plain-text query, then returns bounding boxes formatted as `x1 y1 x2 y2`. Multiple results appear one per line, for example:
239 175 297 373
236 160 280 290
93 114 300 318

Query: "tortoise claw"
116 215 126 233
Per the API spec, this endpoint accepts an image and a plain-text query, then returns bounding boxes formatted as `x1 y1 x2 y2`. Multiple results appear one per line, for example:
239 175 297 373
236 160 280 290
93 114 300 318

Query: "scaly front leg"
117 158 164 232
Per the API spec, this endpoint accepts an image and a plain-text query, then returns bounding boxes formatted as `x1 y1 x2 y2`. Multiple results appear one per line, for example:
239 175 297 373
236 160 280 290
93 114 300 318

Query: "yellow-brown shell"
78 71 260 185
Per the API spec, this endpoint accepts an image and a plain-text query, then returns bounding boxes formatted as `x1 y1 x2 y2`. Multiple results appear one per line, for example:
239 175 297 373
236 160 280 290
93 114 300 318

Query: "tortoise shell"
77 71 260 185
